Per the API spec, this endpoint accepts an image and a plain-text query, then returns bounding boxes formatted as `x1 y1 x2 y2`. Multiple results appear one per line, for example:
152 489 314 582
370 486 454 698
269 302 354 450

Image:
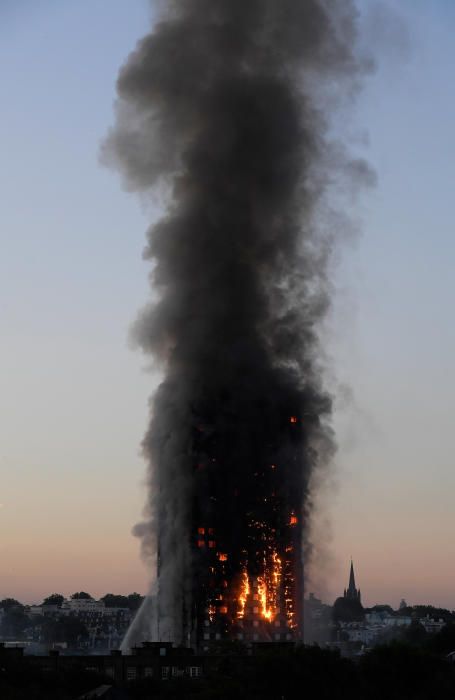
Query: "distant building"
333 560 364 624
62 599 106 613
344 560 361 604
419 616 446 634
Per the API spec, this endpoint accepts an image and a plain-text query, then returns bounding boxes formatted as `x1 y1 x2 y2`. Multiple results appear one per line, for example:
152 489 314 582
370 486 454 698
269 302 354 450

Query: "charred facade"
186 408 306 646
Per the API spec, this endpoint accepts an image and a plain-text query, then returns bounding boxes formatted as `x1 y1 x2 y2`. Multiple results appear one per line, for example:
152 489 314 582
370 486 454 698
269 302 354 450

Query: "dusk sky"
1 1 455 609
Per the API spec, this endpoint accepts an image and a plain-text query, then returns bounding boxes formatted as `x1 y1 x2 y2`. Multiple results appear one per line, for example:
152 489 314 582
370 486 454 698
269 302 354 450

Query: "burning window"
219 606 228 614
290 416 298 424
208 540 216 548
198 527 205 535
197 540 205 548
289 515 298 526
217 553 228 561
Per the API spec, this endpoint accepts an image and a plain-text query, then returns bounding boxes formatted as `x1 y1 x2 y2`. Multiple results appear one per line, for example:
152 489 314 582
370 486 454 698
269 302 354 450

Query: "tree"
42 594 64 606
369 604 394 615
401 621 429 646
100 593 144 610
101 594 129 608
127 593 144 611
70 592 93 600
0 608 28 638
427 623 455 654
0 598 23 611
41 616 89 645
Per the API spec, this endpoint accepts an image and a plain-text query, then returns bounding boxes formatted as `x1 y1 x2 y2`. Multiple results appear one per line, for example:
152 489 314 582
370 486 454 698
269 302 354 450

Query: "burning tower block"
108 0 365 651
183 412 307 648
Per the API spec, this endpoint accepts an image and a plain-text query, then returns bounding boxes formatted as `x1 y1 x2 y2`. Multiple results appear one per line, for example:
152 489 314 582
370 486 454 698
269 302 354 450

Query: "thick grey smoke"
105 0 370 647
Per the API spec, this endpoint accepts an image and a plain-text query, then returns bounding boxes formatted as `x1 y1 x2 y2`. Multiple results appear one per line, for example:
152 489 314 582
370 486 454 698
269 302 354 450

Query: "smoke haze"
104 0 370 646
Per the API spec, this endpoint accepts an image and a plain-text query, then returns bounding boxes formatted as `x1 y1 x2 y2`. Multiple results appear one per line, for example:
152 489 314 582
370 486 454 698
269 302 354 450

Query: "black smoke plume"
105 0 369 647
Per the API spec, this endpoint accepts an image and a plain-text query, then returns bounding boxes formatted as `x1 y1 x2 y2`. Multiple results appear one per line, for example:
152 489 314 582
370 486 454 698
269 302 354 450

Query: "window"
161 666 170 680
215 633 221 640
105 667 115 678
204 633 210 640
253 606 259 613
190 666 201 678
237 633 244 640
144 667 153 677
198 527 205 535
126 667 137 680
160 647 166 656
275 633 281 641
253 634 259 640
253 620 259 627
208 540 216 548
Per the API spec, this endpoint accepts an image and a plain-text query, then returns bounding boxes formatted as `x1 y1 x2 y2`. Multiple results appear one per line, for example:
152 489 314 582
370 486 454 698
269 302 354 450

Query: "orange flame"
237 570 250 619
257 577 273 621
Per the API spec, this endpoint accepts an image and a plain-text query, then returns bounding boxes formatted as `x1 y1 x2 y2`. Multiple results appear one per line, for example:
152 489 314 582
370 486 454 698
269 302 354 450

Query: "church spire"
344 558 361 603
348 559 356 592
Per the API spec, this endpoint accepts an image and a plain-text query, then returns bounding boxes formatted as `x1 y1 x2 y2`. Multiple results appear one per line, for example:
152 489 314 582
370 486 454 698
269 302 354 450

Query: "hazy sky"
1 1 455 608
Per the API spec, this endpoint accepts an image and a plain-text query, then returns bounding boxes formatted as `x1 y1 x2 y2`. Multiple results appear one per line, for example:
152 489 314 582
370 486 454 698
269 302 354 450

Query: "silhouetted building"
344 560 361 603
333 560 364 623
0 642 203 682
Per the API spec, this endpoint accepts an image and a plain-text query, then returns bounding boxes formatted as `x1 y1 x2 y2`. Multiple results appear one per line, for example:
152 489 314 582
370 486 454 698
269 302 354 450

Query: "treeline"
0 592 144 610
0 593 143 642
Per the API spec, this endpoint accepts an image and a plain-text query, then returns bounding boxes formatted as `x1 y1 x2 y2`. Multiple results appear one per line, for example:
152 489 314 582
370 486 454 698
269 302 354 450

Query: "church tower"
343 559 361 603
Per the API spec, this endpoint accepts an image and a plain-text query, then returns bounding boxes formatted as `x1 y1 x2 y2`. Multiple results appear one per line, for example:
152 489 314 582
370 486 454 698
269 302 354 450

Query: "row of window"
123 666 202 680
203 632 293 641
205 617 289 628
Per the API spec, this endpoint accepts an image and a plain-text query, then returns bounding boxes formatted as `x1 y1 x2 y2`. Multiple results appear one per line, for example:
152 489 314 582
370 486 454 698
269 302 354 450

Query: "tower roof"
348 559 356 592
344 558 361 602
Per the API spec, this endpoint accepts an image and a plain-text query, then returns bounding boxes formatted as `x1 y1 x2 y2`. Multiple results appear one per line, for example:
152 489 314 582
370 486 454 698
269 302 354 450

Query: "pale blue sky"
1 1 454 608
